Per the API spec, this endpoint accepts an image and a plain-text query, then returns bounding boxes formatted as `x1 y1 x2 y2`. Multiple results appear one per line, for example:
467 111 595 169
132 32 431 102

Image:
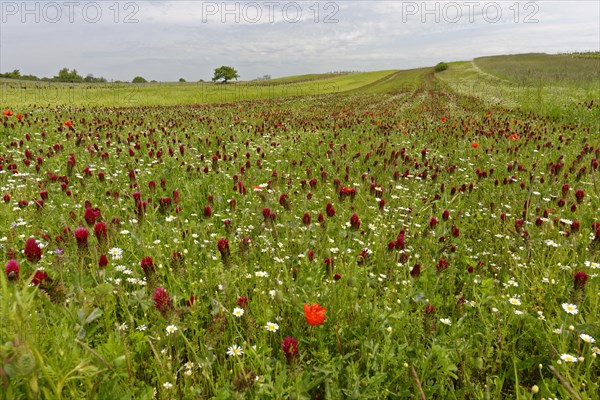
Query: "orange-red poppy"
16 114 23 121
64 120 73 128
441 117 447 123
339 186 355 196
471 142 479 148
510 134 520 140
304 303 326 326
3 109 13 116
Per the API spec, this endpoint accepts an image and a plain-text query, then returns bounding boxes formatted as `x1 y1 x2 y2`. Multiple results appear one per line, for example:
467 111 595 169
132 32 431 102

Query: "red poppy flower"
304 303 326 326
339 186 356 197
64 120 73 128
3 109 13 116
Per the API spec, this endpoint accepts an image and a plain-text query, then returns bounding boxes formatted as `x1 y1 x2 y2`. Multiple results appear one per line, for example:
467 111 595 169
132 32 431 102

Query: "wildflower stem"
119 330 134 383
410 366 426 400
177 328 201 365
547 365 581 400
0 364 8 389
335 325 344 355
147 338 165 375
31 347 61 398
75 339 113 370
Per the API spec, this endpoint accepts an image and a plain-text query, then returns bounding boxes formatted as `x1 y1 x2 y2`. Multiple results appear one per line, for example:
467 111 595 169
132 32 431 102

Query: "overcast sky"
1 1 598 81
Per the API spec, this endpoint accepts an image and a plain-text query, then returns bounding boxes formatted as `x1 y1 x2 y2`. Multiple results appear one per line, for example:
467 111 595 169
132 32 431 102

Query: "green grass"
265 72 353 84
435 57 600 121
474 53 600 88
1 70 398 108
348 68 431 95
4 52 598 113
1 53 599 399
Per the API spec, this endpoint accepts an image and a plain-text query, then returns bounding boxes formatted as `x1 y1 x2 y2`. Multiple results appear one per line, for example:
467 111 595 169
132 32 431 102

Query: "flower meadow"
1 85 599 399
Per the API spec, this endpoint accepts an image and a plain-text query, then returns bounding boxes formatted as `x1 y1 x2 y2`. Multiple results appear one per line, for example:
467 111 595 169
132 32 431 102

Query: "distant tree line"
562 51 600 59
1 68 187 84
0 68 108 83
1 65 368 84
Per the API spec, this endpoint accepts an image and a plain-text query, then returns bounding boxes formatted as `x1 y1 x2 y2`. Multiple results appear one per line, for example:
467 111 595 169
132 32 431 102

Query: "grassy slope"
265 72 352 84
474 53 600 88
0 70 397 108
435 54 600 120
348 68 431 95
3 53 597 112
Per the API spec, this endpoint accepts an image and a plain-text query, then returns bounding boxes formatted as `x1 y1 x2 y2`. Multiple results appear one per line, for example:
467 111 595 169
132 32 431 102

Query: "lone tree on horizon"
212 66 239 84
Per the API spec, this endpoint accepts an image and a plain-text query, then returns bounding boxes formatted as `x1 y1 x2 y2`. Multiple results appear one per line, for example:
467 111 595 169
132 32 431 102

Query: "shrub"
435 62 449 72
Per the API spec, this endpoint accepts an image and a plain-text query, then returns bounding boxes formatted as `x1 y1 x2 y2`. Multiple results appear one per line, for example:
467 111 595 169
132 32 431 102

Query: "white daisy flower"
264 322 279 332
108 247 123 260
232 307 245 317
227 344 244 357
165 325 178 336
580 334 596 344
562 303 578 315
560 354 578 363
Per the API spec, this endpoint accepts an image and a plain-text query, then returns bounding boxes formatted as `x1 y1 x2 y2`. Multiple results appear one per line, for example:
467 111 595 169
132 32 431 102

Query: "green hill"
0 70 398 107
474 53 600 88
435 53 600 117
2 53 598 110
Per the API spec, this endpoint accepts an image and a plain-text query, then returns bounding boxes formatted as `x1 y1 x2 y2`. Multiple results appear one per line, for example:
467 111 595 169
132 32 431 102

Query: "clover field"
1 59 599 399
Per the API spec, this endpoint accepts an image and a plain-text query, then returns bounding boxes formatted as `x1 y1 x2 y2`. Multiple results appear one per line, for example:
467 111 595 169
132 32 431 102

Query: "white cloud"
1 1 598 81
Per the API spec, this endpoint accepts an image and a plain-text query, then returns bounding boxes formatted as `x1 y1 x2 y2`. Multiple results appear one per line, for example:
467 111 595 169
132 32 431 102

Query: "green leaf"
85 308 103 325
